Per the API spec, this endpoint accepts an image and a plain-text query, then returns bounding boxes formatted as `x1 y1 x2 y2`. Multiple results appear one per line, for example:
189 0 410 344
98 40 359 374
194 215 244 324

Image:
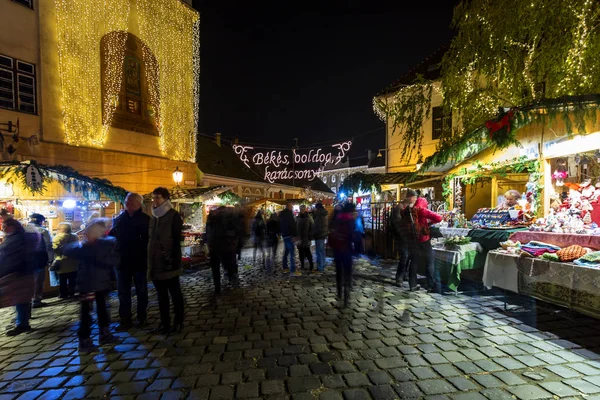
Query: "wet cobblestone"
1 254 600 399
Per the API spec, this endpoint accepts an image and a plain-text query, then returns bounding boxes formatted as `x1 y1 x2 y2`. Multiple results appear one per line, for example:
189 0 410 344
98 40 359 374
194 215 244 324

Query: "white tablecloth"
482 251 520 292
439 227 472 238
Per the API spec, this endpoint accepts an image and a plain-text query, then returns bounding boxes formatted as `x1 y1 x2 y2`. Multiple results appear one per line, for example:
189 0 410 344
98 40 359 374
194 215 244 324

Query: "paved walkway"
1 254 600 400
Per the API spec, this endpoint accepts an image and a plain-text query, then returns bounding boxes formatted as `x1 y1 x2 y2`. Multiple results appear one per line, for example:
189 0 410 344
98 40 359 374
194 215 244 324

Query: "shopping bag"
49 270 60 287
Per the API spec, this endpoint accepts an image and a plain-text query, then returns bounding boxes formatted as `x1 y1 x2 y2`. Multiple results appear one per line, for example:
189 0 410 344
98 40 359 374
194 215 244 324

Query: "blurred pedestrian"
26 213 53 308
312 202 328 272
279 202 298 276
329 202 356 307
206 208 224 294
0 219 35 336
266 212 280 271
252 210 266 266
110 192 150 331
297 205 314 272
148 187 184 335
51 222 79 299
63 219 118 351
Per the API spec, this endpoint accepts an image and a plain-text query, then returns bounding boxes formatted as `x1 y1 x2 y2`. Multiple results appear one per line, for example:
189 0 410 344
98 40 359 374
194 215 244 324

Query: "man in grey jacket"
26 213 53 308
148 187 184 335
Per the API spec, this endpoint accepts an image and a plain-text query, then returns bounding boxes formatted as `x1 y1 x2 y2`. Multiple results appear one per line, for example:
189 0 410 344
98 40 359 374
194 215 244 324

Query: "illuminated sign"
233 141 352 183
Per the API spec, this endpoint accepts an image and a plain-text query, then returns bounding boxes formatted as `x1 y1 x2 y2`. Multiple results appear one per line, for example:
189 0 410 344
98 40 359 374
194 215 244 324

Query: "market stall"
0 160 127 293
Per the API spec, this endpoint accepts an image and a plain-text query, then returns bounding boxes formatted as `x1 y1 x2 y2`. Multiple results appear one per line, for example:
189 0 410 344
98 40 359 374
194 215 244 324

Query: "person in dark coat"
0 219 35 336
206 207 224 294
252 210 266 266
296 205 314 272
110 192 150 330
279 202 298 275
148 187 184 335
328 202 356 307
312 203 328 272
63 219 118 352
26 213 53 308
265 212 280 271
390 199 416 289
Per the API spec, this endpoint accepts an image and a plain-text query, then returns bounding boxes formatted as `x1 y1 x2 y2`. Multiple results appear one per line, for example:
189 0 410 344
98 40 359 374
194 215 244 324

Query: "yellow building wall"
385 82 444 173
1 0 199 198
38 0 188 158
0 0 41 142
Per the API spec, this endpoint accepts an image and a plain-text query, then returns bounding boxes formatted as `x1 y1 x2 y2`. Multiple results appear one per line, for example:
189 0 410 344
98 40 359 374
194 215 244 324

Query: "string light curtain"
137 0 200 162
55 0 130 147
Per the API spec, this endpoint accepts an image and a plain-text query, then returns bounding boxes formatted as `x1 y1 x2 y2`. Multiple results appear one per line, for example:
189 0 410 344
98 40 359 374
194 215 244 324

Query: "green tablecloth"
433 243 484 292
435 251 479 291
467 228 527 252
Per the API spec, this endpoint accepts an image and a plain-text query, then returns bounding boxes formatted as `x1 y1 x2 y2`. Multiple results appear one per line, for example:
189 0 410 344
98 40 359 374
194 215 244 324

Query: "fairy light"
137 0 200 162
55 0 130 147
558 0 594 94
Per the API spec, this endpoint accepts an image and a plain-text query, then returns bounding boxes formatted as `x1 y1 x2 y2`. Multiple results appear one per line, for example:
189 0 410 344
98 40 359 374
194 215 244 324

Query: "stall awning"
340 172 441 193
143 185 232 203
0 160 128 202
245 198 309 208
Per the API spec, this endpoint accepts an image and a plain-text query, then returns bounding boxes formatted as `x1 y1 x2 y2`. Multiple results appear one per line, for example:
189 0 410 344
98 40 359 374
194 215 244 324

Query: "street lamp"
172 166 183 186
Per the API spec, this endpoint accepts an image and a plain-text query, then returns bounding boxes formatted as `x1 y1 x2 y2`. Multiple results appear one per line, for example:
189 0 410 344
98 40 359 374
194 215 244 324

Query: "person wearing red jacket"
401 190 442 293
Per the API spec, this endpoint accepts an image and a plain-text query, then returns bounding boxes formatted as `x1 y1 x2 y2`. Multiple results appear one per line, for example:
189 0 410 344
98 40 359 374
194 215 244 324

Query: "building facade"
319 153 385 194
0 0 199 199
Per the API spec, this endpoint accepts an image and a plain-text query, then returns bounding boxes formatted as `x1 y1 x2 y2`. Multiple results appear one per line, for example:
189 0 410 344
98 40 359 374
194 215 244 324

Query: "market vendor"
501 190 521 209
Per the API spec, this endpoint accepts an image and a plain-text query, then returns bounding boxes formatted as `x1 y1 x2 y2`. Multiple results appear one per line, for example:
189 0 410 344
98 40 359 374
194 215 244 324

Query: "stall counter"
510 231 600 251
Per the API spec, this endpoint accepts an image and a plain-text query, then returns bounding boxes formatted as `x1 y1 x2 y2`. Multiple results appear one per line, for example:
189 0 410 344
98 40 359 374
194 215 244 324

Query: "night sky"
192 1 457 157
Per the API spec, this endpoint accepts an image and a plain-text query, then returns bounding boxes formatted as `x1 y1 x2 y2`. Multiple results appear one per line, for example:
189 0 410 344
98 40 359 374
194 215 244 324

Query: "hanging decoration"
232 141 352 183
54 0 130 147
137 0 200 162
25 164 43 192
0 160 127 202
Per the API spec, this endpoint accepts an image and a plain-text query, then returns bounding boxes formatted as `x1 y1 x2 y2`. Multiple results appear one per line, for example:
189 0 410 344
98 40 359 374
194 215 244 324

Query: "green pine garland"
0 160 128 202
218 190 241 205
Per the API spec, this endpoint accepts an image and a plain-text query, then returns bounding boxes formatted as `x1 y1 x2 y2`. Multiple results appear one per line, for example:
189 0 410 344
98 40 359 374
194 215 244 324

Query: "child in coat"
63 219 119 352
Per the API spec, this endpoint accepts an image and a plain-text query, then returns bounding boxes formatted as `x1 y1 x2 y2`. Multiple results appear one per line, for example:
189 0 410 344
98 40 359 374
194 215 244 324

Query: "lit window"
323 176 327 183
0 55 36 114
332 176 336 183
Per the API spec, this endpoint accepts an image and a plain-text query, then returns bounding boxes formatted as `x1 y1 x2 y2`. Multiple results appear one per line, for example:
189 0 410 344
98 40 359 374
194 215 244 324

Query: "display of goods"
471 208 510 227
445 236 471 246
500 240 520 250
556 245 587 262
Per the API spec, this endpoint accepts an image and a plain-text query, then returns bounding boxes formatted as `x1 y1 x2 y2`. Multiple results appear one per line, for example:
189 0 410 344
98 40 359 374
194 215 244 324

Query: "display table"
468 228 527 251
434 242 484 292
439 227 472 238
510 231 600 250
483 250 600 319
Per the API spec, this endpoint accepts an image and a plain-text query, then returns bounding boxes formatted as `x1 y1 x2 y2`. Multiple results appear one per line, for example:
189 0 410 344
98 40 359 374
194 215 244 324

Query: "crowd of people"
0 187 443 348
0 187 184 352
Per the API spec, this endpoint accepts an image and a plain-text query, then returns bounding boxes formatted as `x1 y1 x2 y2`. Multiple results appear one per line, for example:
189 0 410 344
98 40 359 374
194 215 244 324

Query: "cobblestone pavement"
1 253 600 400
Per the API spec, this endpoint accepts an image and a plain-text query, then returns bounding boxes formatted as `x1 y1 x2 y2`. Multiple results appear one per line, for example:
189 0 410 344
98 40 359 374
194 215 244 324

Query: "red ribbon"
486 110 515 137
